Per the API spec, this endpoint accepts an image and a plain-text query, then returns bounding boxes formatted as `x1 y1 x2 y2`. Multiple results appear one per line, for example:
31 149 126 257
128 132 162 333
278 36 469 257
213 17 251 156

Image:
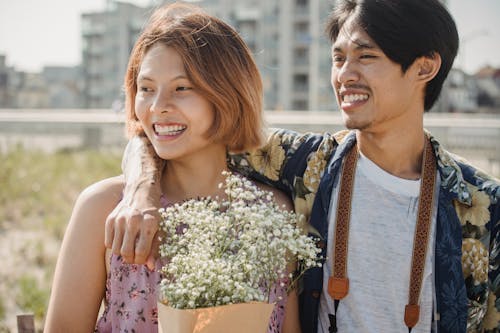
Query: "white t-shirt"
317 152 439 333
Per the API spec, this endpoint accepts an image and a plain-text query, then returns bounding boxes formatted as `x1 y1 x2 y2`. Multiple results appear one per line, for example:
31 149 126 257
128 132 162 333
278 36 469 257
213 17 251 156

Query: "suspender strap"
404 138 437 328
328 141 358 300
327 138 437 331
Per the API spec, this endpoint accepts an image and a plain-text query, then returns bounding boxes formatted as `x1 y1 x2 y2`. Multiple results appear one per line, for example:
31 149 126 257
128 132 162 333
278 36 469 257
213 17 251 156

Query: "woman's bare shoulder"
254 182 293 211
74 175 125 216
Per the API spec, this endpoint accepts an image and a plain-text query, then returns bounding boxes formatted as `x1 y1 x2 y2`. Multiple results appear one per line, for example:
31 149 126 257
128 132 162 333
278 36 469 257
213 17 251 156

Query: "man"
105 0 500 331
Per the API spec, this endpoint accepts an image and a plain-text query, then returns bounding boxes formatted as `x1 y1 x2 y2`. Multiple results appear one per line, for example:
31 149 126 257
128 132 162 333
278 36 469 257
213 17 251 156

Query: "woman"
44 3 300 332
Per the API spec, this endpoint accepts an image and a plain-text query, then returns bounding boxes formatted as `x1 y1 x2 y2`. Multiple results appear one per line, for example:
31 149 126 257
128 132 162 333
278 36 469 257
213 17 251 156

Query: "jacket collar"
427 131 472 205
330 130 472 206
325 130 356 175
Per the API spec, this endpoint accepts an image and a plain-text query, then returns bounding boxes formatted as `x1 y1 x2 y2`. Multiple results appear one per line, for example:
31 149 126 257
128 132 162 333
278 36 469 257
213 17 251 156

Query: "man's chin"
342 117 369 131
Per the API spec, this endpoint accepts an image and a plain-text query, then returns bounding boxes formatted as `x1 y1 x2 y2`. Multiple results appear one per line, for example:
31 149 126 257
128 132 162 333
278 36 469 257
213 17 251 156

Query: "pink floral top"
95 193 288 332
94 255 161 332
95 195 288 331
94 255 288 332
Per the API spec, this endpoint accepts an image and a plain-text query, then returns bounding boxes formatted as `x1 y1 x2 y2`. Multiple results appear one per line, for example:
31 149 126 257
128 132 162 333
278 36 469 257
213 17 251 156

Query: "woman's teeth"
154 124 186 135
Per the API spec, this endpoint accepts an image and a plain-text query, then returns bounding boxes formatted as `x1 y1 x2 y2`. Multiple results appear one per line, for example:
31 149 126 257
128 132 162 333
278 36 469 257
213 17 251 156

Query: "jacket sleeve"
229 127 338 223
484 196 500 332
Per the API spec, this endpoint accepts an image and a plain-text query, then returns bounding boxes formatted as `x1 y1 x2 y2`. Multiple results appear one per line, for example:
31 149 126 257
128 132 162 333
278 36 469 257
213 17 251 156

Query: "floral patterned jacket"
231 129 500 333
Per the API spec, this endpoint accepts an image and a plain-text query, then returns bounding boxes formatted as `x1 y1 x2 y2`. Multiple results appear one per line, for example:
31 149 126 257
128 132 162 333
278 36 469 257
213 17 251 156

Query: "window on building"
294 74 308 88
292 100 308 110
294 48 308 65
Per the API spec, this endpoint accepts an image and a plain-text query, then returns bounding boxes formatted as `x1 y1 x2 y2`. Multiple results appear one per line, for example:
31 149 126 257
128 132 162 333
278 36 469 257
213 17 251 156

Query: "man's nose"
335 60 359 84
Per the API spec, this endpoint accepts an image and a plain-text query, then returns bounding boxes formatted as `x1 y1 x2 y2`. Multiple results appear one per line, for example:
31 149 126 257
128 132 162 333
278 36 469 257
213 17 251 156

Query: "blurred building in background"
42 66 85 108
0 55 84 109
0 55 15 108
79 0 334 111
439 68 479 113
0 0 499 112
81 1 146 108
475 66 500 110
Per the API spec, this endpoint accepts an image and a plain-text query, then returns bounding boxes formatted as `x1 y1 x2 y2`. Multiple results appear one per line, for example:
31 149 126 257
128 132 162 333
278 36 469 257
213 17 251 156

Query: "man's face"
330 19 423 133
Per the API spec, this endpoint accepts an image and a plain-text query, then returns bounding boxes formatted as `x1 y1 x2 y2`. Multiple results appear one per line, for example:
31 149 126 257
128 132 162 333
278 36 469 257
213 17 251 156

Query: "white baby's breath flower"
158 172 322 309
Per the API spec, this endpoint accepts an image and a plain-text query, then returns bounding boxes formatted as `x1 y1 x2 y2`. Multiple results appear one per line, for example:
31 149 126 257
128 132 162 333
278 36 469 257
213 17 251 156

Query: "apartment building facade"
80 0 335 111
81 1 148 108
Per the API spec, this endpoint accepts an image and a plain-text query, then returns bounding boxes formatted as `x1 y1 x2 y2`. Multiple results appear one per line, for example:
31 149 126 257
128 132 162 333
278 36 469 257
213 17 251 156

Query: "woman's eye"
176 86 192 92
139 86 152 92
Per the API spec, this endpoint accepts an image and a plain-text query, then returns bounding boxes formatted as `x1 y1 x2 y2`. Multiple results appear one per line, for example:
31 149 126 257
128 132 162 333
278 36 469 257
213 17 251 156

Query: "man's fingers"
104 202 160 266
145 229 162 271
111 218 125 256
145 256 155 271
104 212 117 249
120 213 141 263
134 213 159 265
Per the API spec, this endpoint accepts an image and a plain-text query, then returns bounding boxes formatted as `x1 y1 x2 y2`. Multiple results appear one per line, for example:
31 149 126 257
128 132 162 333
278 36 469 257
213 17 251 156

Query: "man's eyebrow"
352 38 377 50
332 46 343 53
332 39 376 52
353 40 376 50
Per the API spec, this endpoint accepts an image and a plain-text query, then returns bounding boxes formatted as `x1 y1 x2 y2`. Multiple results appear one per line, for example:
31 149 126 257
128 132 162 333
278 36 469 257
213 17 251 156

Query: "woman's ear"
416 52 442 83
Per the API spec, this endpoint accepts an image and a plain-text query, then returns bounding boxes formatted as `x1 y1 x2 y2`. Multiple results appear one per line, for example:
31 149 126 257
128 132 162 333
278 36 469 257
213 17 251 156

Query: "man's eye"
360 54 376 59
332 55 344 62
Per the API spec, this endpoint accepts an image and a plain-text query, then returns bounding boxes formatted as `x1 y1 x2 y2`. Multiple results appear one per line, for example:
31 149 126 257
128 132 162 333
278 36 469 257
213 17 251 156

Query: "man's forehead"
332 26 376 51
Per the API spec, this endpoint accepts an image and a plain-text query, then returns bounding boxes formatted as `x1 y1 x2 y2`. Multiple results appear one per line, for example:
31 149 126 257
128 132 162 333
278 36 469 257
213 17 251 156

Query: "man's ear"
416 52 442 83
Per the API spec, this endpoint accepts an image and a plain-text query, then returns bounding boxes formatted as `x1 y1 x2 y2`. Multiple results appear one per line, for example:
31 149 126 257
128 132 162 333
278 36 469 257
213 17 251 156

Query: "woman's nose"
149 90 171 114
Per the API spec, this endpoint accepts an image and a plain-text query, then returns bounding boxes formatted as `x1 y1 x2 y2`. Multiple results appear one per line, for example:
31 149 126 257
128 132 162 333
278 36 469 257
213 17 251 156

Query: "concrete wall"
1 109 499 177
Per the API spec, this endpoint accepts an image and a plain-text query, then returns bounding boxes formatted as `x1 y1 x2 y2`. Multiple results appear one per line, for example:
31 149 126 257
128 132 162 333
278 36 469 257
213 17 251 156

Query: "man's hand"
105 197 160 270
105 135 165 269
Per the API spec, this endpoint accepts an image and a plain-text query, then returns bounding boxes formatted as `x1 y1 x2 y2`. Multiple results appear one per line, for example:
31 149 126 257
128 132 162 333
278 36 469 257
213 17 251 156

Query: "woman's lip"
153 123 187 137
153 130 184 141
153 120 186 126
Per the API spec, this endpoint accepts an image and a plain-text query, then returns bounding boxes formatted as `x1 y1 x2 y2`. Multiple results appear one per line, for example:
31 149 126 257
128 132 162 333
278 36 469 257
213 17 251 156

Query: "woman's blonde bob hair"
124 3 264 152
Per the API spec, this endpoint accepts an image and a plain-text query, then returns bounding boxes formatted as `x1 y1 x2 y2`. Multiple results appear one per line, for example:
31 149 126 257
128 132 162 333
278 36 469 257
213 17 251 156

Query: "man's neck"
356 126 426 180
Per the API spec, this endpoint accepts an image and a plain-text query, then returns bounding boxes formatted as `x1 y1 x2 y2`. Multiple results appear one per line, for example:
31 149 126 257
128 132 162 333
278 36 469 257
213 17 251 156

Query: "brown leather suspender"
327 138 437 331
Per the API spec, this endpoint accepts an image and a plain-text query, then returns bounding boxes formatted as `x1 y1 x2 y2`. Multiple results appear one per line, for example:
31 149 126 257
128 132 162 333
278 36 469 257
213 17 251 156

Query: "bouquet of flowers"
157 171 321 333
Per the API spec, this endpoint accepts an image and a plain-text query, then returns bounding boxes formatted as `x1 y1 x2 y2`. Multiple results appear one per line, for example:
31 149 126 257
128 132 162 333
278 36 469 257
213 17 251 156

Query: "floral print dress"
94 254 161 333
95 194 289 332
94 255 288 333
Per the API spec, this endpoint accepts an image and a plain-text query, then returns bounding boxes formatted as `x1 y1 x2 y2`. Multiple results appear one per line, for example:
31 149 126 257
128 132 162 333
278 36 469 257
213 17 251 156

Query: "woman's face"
134 43 221 162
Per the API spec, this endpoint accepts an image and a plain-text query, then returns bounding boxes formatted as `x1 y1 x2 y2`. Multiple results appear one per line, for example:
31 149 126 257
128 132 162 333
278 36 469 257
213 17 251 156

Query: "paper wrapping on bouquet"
157 301 275 333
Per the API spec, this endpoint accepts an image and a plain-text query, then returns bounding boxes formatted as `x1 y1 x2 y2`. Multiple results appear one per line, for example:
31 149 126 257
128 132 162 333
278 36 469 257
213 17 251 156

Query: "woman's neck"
160 149 229 203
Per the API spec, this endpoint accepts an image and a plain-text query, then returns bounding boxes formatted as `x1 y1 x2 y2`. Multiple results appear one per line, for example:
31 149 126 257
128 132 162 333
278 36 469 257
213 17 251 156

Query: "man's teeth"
154 124 187 135
343 94 368 103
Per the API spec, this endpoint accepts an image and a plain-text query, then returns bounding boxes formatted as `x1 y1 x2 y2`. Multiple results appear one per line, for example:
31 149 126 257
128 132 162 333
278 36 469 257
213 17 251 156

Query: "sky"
0 0 499 74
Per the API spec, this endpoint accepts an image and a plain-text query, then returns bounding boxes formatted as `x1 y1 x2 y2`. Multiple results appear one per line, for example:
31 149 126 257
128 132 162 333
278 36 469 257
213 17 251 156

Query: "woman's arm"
44 176 124 332
265 185 302 333
282 289 301 333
